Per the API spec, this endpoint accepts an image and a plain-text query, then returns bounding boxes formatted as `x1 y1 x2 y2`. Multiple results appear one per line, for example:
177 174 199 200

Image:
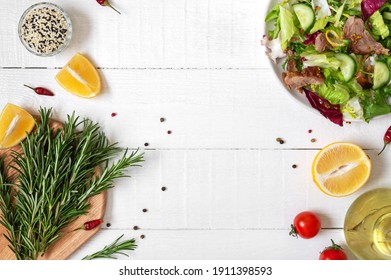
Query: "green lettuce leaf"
346 0 362 10
309 17 330 33
342 97 364 120
302 52 342 70
316 83 350 104
362 90 391 121
279 6 299 50
370 11 390 39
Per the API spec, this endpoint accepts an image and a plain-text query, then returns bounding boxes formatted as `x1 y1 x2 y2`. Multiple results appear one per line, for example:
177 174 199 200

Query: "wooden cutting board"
0 120 106 260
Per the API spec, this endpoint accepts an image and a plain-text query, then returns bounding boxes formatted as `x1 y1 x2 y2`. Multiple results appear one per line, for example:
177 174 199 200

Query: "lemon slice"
55 53 101 98
0 103 35 149
312 142 372 197
325 30 345 47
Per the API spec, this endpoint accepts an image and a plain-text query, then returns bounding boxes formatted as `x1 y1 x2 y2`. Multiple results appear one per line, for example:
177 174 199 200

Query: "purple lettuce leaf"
303 31 321 45
362 0 387 21
304 89 343 126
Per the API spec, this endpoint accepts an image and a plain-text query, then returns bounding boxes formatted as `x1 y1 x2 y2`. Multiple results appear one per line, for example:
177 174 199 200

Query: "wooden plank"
101 149 389 230
69 229 356 260
0 0 269 69
0 69 390 150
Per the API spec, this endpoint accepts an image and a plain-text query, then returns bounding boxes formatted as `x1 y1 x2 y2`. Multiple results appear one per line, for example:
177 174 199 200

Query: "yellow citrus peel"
56 53 101 98
0 103 35 149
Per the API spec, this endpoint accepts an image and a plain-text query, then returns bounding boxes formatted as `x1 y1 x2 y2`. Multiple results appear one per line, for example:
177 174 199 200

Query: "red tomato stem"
289 224 298 238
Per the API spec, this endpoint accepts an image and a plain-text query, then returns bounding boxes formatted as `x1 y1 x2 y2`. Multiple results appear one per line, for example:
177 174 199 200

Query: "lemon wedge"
0 103 35 149
325 30 345 48
312 142 372 197
56 53 101 98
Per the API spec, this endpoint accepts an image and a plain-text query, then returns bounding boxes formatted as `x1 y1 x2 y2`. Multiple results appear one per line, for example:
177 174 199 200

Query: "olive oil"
344 188 391 260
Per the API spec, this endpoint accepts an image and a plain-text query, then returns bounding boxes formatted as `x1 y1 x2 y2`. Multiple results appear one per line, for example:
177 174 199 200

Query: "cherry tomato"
289 211 321 239
319 240 348 260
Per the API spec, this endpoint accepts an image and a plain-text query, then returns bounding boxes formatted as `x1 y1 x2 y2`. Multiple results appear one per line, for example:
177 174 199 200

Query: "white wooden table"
1 0 390 260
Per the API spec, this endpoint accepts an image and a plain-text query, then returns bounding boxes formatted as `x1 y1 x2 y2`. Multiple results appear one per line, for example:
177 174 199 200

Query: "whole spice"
24 84 54 96
378 125 391 155
73 219 103 231
96 0 121 14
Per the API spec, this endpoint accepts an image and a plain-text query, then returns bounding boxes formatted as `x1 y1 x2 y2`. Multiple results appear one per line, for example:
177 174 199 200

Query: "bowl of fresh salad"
263 0 391 126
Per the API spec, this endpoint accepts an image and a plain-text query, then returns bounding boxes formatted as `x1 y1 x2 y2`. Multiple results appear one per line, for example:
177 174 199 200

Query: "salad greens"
264 0 391 125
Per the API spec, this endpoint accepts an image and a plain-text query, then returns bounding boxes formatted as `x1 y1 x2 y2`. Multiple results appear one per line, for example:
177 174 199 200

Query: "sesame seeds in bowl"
18 2 72 57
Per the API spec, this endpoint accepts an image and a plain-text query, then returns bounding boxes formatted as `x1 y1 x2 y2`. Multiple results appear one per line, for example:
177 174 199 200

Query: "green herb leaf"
0 108 144 260
82 235 136 260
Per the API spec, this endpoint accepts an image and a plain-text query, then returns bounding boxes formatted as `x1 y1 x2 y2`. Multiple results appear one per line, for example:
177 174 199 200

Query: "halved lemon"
55 53 101 98
0 103 35 149
312 142 372 197
325 30 345 48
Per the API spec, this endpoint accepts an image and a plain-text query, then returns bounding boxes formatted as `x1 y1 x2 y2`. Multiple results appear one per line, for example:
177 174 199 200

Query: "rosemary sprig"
82 234 136 260
0 108 144 260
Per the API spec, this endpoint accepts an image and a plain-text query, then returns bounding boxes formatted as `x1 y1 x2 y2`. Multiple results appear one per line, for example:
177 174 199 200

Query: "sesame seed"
21 6 69 55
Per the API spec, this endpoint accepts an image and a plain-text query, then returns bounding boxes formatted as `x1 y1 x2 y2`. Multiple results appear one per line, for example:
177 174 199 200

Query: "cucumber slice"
373 61 390 90
293 4 315 33
335 53 357 82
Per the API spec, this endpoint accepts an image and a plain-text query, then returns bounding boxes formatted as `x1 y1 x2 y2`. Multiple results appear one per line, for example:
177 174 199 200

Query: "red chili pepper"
24 85 54 96
379 126 391 155
73 219 103 232
96 0 121 14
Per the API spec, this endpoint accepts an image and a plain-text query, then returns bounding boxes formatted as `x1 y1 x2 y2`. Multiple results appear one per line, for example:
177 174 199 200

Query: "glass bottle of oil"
344 188 391 260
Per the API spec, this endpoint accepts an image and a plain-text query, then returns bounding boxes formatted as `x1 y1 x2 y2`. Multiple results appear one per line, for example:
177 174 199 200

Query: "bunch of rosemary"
0 108 143 260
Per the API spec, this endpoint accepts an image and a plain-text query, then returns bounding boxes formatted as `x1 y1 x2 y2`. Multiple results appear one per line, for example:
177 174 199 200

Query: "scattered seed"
160 117 166 122
276 137 285 144
308 129 313 134
292 164 298 169
111 113 117 117
311 138 317 143
133 226 139 230
106 223 111 228
142 208 148 213
140 234 145 239
167 130 172 135
161 186 167 191
144 143 149 147
346 121 352 124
